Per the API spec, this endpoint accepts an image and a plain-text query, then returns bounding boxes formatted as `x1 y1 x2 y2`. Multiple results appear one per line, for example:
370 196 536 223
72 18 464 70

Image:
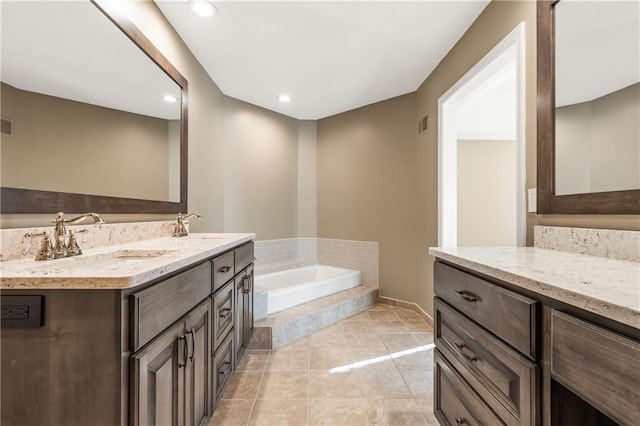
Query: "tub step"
250 286 378 349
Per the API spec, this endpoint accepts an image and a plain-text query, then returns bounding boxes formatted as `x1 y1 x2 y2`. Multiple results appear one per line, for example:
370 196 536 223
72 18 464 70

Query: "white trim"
438 22 527 247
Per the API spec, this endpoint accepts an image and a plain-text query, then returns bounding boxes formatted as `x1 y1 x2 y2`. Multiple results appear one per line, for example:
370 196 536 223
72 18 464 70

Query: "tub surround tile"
534 225 640 262
0 232 255 289
254 237 379 288
428 246 640 329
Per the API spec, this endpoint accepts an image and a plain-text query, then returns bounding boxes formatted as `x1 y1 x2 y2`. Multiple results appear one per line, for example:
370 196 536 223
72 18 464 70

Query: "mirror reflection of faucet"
173 213 201 237
24 212 104 261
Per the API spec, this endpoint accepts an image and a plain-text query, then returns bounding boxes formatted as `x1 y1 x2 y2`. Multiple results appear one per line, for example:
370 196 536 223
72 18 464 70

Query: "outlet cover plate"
1 295 43 328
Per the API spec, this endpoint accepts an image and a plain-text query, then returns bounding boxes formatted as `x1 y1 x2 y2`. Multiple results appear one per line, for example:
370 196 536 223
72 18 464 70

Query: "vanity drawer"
551 310 640 425
212 330 234 407
435 262 538 359
234 241 254 273
435 298 538 425
132 261 211 351
435 350 504 426
212 280 234 354
212 251 235 292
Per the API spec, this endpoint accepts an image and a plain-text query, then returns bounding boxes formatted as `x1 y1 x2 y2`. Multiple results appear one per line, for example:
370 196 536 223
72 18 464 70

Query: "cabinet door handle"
218 266 231 273
454 289 479 303
242 276 251 293
454 342 479 363
218 360 232 377
455 417 466 425
177 336 187 368
188 330 195 363
219 307 231 319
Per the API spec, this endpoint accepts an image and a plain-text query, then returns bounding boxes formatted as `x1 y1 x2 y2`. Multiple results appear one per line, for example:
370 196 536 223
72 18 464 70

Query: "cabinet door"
184 298 211 426
131 320 186 426
234 275 246 362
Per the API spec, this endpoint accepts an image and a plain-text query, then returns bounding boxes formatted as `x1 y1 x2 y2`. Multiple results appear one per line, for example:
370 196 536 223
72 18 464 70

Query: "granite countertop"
0 233 255 290
429 247 640 330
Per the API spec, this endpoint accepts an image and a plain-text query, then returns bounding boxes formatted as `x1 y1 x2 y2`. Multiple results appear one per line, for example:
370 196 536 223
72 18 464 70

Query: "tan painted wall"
222 96 299 239
1 82 172 202
556 83 640 195
317 93 419 303
297 121 318 237
457 139 517 247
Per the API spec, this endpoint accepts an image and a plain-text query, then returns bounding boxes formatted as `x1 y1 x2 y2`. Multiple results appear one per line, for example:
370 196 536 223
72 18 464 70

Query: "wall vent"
1 118 13 136
417 114 428 135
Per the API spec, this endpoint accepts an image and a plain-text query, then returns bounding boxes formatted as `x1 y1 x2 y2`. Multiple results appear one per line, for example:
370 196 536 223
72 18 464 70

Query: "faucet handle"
24 231 55 261
173 213 201 238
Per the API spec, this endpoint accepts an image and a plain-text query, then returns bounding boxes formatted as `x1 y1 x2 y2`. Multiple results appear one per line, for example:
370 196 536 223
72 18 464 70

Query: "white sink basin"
24 249 178 273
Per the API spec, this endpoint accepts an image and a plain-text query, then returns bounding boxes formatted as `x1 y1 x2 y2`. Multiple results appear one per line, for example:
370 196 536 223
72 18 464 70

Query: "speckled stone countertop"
0 233 254 290
428 247 640 330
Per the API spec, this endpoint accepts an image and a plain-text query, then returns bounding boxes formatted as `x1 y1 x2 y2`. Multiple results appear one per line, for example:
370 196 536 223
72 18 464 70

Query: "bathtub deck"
250 285 378 349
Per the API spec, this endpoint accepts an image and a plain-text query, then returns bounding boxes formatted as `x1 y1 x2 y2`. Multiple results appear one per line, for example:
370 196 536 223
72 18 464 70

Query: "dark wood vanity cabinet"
130 298 211 426
0 240 254 426
433 260 640 426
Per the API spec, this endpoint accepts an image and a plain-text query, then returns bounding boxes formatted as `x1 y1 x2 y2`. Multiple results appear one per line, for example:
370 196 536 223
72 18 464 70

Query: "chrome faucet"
51 212 104 259
173 213 201 237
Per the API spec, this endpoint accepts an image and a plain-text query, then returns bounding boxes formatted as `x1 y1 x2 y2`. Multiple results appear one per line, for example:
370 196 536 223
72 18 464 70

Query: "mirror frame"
0 0 188 214
537 0 640 214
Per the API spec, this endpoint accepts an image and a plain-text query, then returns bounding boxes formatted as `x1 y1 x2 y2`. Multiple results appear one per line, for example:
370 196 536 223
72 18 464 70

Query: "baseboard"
377 295 434 327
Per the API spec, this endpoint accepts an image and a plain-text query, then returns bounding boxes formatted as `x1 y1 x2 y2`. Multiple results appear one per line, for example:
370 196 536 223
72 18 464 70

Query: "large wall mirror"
537 0 640 214
0 0 188 214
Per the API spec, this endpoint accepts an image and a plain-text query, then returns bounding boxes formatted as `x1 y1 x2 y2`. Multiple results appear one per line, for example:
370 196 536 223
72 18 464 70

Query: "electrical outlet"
1 295 43 328
2 305 30 320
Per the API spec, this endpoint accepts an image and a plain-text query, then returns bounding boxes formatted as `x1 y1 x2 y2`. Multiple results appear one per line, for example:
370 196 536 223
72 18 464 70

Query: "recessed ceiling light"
164 95 178 103
190 0 218 18
278 94 291 103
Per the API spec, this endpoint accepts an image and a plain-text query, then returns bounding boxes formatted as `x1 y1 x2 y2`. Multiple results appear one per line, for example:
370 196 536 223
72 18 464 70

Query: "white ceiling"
156 0 490 120
555 0 640 107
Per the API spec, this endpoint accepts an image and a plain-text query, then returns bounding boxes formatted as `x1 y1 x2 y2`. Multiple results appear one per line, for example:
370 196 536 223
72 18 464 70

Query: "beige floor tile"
392 349 434 370
379 333 420 353
309 332 347 349
367 304 394 311
310 349 352 371
237 351 270 371
350 347 392 364
257 371 309 400
276 336 310 352
403 320 433 332
413 333 435 346
368 310 401 322
342 320 374 336
222 370 263 400
400 368 434 398
342 311 371 322
394 310 423 321
355 367 412 398
208 399 254 425
266 349 309 371
309 398 368 425
249 399 308 426
372 320 409 333
347 333 388 351
365 398 427 425
309 370 361 399
415 397 434 414
314 322 344 336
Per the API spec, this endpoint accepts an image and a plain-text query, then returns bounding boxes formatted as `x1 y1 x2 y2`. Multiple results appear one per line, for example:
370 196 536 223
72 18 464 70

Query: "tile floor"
209 303 438 426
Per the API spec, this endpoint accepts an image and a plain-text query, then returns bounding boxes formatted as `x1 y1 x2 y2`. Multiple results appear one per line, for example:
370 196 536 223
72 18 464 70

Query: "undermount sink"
24 249 178 273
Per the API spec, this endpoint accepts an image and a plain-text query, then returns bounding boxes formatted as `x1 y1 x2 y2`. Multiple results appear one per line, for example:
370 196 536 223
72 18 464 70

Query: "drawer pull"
177 335 188 368
218 265 232 273
187 330 195 363
455 342 479 363
219 307 231 319
454 289 479 303
218 360 232 376
242 275 252 294
455 417 466 425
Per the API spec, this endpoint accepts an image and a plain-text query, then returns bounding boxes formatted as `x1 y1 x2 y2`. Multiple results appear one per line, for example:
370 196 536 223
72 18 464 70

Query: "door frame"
437 22 527 247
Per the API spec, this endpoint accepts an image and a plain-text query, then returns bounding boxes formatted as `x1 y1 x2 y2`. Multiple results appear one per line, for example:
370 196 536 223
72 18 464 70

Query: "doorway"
438 23 526 247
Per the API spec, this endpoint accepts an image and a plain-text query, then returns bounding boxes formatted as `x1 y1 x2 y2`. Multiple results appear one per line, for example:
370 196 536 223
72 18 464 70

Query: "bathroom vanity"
430 246 640 426
1 232 255 426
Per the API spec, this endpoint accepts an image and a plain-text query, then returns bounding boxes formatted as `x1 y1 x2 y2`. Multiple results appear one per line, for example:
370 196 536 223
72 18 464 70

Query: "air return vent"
1 118 12 136
417 114 428 135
